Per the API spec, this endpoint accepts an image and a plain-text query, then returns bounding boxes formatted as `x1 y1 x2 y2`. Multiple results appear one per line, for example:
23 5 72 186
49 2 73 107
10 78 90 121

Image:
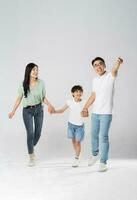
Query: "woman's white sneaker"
28 153 36 167
28 159 35 167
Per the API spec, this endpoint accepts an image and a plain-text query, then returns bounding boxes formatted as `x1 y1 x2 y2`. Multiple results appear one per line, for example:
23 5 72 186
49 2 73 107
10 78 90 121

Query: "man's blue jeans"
91 113 112 164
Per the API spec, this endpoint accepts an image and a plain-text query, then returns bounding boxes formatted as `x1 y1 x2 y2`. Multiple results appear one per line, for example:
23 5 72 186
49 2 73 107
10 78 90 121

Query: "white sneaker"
88 155 99 166
28 159 35 167
98 163 107 172
72 158 80 167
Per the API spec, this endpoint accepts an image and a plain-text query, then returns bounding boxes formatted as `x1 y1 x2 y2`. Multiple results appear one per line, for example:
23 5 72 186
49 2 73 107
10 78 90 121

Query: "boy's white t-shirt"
92 72 116 114
67 99 86 126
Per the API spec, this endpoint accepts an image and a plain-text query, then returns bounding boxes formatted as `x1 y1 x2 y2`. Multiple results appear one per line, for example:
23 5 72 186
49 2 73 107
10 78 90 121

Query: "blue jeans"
91 113 112 164
23 104 43 154
67 122 85 141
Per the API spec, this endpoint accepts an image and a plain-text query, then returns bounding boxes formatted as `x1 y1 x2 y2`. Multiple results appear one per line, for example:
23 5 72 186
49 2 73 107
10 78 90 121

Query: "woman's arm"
8 97 22 119
43 97 55 113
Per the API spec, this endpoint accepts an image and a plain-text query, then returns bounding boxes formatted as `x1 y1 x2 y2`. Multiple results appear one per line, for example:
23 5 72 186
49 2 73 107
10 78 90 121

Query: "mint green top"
18 79 46 108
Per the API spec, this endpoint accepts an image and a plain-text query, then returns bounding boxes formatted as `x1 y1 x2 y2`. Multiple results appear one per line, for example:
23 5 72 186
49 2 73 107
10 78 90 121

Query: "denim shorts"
67 122 85 141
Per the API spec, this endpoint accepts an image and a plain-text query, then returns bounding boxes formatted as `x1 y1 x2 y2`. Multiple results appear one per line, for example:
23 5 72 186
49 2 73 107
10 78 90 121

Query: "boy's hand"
81 108 89 117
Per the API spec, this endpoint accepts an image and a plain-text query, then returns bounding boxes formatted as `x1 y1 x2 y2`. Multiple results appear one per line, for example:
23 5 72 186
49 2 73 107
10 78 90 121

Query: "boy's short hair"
91 57 105 66
71 85 83 93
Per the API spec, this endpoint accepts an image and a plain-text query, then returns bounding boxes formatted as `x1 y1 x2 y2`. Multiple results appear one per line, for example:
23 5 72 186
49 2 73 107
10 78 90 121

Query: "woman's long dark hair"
23 63 38 98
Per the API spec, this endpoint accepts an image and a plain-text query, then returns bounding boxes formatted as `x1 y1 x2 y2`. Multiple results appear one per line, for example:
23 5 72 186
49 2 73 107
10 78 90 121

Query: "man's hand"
111 57 123 77
117 57 123 64
81 108 89 117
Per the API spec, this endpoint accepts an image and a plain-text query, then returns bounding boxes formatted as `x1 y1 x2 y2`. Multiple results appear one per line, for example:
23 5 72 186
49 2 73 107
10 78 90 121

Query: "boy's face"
92 60 106 76
72 90 83 100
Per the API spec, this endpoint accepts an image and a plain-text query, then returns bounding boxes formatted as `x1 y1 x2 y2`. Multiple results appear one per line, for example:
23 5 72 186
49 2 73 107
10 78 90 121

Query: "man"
81 57 123 172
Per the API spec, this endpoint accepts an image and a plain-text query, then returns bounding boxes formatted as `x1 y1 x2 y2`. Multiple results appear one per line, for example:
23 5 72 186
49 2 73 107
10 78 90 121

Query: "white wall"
0 0 137 160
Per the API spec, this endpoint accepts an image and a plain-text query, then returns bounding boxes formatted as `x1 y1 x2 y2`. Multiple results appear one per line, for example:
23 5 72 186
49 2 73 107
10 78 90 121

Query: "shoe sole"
72 165 79 168
28 163 35 167
98 168 107 172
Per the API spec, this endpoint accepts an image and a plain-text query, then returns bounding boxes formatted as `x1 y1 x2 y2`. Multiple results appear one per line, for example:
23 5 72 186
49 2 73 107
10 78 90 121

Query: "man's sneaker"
72 157 80 167
88 155 99 166
98 163 107 172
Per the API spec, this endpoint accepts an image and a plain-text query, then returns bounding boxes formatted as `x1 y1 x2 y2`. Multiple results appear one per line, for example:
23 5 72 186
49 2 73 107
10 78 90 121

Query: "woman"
9 63 55 166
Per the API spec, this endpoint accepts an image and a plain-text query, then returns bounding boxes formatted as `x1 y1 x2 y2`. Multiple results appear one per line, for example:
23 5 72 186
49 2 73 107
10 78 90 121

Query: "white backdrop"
0 0 137 161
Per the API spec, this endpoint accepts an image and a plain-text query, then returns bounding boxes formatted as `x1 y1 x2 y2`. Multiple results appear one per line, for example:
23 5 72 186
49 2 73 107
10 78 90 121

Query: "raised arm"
111 57 123 77
54 104 69 114
8 96 22 119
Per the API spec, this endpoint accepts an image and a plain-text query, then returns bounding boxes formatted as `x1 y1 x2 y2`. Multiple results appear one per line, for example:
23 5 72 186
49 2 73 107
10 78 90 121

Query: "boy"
54 85 87 167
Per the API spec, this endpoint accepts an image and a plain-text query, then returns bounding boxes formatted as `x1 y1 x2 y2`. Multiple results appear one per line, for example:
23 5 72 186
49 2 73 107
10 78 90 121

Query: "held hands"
81 108 89 118
48 105 55 114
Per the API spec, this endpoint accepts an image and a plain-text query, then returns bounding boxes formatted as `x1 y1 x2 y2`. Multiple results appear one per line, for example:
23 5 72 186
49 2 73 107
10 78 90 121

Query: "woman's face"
30 66 38 79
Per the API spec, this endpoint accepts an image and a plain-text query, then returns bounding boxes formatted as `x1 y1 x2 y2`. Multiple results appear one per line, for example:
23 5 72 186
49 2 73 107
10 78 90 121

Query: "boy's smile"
72 90 83 102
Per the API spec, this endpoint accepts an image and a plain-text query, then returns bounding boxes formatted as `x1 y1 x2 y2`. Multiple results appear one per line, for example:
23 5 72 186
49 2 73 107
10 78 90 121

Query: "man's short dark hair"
91 57 105 66
71 85 83 93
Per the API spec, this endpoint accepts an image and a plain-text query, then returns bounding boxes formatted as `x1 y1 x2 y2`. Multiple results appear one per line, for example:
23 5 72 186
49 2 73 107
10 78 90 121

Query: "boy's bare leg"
75 141 81 157
72 139 81 158
72 139 81 167
72 139 77 157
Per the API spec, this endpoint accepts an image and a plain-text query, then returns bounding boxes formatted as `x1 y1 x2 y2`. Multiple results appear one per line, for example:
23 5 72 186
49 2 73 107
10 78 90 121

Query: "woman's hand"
8 111 15 119
8 97 22 119
48 105 55 114
43 97 55 113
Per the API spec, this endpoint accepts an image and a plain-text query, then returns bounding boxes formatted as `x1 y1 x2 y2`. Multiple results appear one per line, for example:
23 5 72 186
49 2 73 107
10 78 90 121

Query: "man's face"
92 60 106 76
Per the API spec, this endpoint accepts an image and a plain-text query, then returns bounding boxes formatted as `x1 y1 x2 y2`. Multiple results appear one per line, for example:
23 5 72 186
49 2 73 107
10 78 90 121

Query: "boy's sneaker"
72 157 80 167
98 163 107 172
88 155 99 166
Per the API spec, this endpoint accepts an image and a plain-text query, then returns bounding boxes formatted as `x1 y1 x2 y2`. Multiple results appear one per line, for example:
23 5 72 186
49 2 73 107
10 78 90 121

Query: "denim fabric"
91 113 112 164
67 122 85 142
23 104 43 154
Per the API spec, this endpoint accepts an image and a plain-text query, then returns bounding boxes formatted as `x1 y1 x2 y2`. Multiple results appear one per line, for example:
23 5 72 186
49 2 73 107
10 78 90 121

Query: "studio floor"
0 158 137 200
